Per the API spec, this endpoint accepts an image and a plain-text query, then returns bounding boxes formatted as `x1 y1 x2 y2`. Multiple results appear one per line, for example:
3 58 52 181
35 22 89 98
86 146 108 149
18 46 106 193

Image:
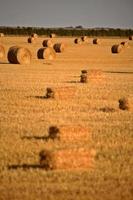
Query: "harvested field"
87 69 106 83
0 36 133 200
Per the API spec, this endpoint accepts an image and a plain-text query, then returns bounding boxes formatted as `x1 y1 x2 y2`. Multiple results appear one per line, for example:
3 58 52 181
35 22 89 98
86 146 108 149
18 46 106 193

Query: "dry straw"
39 148 95 170
0 44 5 59
45 86 77 100
93 38 101 44
28 37 36 43
48 125 91 143
88 69 105 83
8 46 32 64
42 39 53 48
37 47 56 60
74 38 82 44
111 44 123 53
53 43 65 52
119 97 133 111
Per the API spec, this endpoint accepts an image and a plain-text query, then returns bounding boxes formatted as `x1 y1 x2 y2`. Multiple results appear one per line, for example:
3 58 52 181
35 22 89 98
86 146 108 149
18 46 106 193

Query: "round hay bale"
39 149 54 170
31 33 38 38
80 74 88 83
81 36 88 42
0 44 5 59
42 39 53 48
48 126 60 140
119 97 133 111
8 46 32 64
50 33 56 38
0 33 4 37
28 37 36 43
93 38 100 44
74 38 82 44
111 44 123 53
53 43 65 53
120 41 129 48
45 88 55 98
129 35 133 40
37 47 56 60
81 70 88 74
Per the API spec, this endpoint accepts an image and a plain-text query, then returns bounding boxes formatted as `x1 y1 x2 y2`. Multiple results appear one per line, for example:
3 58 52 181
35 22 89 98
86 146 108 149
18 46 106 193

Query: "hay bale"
53 43 65 53
99 107 116 113
28 37 36 43
81 70 88 74
39 149 54 170
74 38 82 44
93 38 100 44
111 44 123 53
37 47 56 60
39 148 95 170
50 33 56 38
0 44 5 59
0 33 4 37
45 86 77 100
8 46 32 64
80 74 88 83
31 33 38 38
81 36 88 42
45 88 55 98
42 39 53 48
129 35 133 40
48 126 60 140
120 41 129 48
48 125 91 143
119 97 133 111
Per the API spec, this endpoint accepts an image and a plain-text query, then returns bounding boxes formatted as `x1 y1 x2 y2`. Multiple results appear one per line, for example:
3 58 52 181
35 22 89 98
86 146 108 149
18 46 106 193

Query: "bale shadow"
43 62 52 65
104 71 133 74
0 62 9 64
8 164 46 170
21 135 48 141
63 80 80 84
99 107 116 113
26 95 49 100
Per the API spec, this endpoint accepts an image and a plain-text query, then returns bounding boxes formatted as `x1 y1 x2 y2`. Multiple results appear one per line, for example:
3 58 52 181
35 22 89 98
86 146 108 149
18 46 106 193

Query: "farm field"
0 36 133 200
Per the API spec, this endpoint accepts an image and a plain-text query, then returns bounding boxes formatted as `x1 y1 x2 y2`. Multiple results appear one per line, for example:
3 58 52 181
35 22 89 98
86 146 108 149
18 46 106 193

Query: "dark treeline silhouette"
0 26 133 37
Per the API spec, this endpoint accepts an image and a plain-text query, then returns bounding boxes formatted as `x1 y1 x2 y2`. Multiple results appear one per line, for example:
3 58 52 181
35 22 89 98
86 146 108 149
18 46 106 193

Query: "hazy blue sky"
0 0 133 28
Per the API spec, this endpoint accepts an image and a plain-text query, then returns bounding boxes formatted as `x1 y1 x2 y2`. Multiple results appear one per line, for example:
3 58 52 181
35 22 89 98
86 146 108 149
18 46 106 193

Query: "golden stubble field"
0 35 133 200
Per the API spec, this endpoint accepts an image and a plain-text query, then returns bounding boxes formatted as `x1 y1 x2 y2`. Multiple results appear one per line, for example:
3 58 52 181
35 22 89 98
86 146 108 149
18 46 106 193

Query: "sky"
0 0 133 28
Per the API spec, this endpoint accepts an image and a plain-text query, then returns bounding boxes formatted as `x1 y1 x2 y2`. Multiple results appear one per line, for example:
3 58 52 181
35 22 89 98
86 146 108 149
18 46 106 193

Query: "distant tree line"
0 26 133 37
